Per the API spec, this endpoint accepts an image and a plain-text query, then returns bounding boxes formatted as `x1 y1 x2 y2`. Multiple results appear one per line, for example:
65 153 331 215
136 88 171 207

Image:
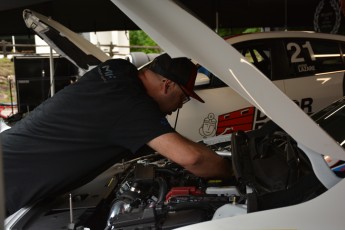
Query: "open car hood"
23 9 111 72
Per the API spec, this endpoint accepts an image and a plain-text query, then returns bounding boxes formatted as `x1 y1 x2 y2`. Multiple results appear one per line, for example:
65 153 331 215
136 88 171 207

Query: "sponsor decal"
286 41 316 73
200 97 314 137
298 64 316 73
199 113 217 138
293 98 313 114
332 163 345 172
216 107 256 136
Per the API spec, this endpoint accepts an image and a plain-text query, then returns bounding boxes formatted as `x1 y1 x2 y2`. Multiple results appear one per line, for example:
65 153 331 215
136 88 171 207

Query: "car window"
284 38 344 78
194 66 227 89
318 105 345 147
195 39 274 89
195 49 272 89
312 98 345 147
232 40 273 80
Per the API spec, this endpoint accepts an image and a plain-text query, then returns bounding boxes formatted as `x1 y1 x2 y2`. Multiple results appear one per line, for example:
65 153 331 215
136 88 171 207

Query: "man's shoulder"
101 58 137 70
98 59 138 82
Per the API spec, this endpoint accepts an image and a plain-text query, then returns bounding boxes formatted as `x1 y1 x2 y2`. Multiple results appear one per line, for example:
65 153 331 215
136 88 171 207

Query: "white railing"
0 40 161 58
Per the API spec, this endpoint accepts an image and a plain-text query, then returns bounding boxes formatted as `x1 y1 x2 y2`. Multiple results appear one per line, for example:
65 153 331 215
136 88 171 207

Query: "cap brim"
180 85 205 103
137 59 153 70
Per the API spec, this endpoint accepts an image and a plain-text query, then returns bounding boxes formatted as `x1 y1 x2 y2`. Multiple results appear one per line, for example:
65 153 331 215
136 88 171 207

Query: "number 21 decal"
287 41 316 63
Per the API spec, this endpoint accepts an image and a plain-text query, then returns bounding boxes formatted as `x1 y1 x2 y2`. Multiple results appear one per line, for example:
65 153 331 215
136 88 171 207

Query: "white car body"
168 31 345 141
2 1 345 229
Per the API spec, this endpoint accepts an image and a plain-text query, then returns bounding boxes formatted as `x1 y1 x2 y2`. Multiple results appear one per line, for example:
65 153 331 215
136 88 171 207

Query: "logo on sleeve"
98 65 117 82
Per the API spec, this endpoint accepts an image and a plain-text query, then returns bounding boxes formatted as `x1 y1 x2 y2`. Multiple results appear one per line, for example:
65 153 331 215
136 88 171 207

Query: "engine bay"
7 135 247 230
105 155 238 230
5 123 328 230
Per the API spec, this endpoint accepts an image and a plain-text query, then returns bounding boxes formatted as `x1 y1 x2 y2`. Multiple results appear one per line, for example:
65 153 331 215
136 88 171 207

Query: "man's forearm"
186 150 233 179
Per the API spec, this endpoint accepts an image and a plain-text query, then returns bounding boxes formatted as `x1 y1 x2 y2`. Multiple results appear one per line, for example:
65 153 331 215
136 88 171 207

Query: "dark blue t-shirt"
1 59 174 215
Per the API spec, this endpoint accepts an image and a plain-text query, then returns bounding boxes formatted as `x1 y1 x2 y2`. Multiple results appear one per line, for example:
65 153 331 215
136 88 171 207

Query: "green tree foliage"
217 28 262 38
129 28 261 53
129 30 161 53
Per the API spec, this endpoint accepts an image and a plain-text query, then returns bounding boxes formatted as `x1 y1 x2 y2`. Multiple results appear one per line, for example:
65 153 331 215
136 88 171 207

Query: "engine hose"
166 202 216 213
154 177 168 204
155 168 179 176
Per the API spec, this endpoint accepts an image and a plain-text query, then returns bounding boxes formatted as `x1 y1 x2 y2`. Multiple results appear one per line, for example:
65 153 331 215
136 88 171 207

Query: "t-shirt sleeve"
108 100 175 153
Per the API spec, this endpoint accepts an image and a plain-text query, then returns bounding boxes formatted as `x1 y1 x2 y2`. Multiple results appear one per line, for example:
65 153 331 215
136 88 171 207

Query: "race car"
3 1 345 229
167 31 345 140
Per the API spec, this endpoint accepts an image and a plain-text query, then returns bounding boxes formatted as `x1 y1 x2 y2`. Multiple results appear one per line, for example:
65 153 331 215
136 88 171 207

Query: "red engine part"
165 186 203 202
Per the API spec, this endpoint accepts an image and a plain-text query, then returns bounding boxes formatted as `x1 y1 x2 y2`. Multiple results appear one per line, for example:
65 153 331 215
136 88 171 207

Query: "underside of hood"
23 9 110 72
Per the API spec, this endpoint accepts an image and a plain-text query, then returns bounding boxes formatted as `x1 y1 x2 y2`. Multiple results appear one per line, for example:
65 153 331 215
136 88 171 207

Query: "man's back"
2 59 173 215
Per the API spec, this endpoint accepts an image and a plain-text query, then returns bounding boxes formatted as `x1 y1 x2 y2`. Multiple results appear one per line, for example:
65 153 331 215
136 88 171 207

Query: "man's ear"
163 79 174 94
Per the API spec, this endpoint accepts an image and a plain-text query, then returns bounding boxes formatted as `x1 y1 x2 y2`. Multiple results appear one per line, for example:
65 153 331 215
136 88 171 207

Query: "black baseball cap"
148 53 205 103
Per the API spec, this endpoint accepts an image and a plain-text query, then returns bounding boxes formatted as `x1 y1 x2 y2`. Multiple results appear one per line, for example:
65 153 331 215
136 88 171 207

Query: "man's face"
142 69 191 116
159 82 190 115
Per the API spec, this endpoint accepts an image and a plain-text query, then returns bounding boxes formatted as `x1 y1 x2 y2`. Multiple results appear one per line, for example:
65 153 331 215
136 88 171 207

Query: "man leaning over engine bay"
1 53 232 216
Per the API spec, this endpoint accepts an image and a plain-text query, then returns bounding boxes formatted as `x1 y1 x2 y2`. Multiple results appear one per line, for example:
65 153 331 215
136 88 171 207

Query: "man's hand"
147 132 233 179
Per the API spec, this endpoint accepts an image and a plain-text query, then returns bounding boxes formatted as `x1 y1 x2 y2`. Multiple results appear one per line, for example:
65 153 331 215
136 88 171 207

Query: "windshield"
312 97 345 148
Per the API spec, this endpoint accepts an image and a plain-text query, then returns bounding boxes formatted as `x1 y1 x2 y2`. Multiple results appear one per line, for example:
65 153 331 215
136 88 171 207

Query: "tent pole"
49 47 55 97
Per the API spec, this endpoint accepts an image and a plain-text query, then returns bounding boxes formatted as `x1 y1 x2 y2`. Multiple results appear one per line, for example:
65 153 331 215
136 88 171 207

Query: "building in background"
35 31 130 58
87 31 130 58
